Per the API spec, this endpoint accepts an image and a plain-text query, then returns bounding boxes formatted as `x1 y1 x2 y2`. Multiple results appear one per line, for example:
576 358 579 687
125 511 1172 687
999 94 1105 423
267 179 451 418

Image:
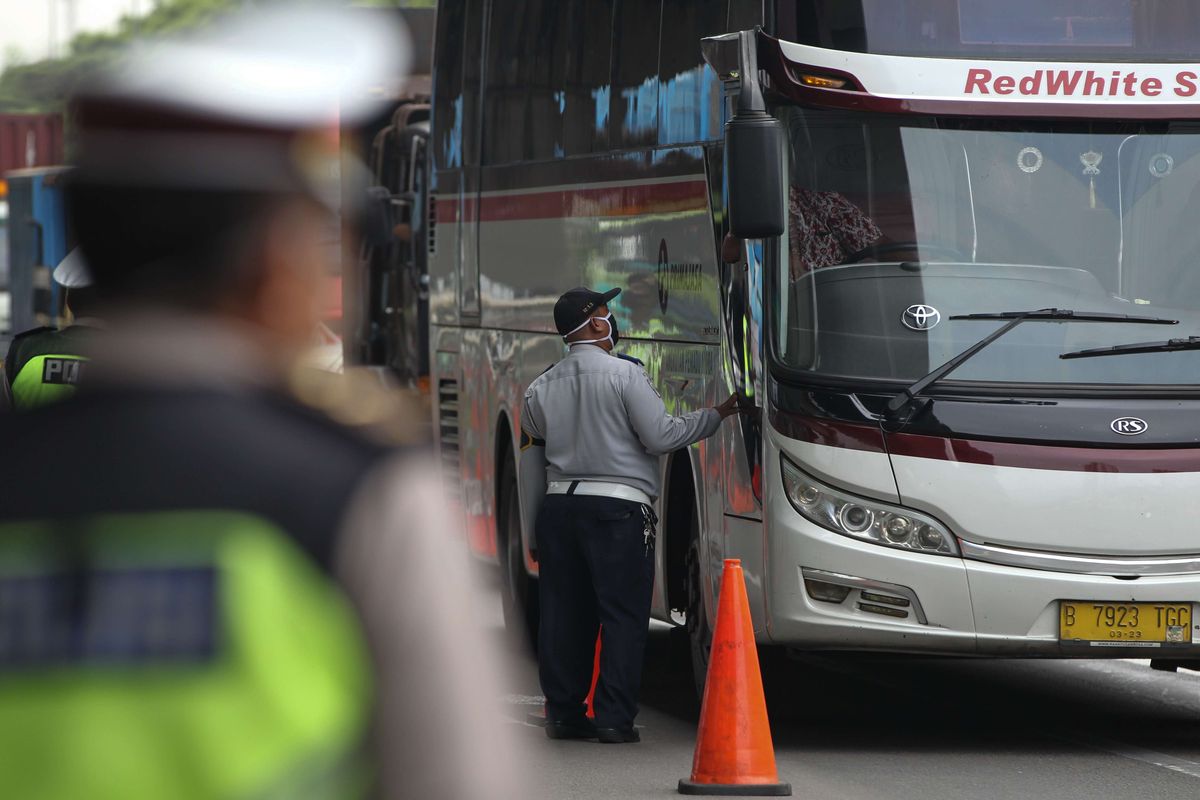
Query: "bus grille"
427 194 437 256
437 378 460 499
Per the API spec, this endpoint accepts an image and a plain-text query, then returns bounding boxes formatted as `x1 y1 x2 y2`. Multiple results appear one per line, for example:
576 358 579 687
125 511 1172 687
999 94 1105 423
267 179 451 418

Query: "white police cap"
53 248 92 289
97 5 410 128
72 5 410 203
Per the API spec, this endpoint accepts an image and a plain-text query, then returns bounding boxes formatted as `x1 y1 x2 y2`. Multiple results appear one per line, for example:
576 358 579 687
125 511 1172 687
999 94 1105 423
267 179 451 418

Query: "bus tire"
685 523 713 699
498 456 538 651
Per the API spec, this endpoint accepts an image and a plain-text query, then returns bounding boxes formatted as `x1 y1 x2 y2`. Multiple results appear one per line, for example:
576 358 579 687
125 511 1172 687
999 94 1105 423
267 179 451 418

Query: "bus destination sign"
965 68 1199 99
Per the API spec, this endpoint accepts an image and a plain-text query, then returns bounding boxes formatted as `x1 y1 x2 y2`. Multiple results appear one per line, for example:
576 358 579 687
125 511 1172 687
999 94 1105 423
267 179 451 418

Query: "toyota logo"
1111 417 1148 436
902 305 941 331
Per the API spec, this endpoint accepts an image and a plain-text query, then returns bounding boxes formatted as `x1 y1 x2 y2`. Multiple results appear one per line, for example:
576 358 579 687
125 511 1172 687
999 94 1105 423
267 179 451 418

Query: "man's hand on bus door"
716 392 752 419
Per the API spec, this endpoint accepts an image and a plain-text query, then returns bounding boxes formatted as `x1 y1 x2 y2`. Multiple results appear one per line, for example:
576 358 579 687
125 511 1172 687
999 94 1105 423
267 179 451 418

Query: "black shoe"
596 726 640 743
545 719 598 740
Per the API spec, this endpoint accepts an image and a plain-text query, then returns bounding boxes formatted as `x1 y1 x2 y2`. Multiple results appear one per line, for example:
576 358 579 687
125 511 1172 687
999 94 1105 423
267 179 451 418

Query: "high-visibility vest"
4 326 90 410
0 509 372 800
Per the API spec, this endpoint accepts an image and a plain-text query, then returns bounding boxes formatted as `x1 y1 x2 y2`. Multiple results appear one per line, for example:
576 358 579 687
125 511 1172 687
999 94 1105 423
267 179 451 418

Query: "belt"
546 480 652 507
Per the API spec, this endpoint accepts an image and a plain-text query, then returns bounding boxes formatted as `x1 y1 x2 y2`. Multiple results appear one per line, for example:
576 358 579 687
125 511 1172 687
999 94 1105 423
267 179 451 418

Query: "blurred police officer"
0 8 523 800
521 287 742 743
1 249 99 410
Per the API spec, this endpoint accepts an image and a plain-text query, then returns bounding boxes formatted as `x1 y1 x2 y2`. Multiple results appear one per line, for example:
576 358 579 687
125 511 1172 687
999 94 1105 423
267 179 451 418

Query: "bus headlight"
781 455 959 556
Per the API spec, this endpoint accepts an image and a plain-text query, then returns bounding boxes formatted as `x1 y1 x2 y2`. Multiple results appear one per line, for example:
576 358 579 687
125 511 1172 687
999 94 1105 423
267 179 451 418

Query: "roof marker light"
800 74 847 89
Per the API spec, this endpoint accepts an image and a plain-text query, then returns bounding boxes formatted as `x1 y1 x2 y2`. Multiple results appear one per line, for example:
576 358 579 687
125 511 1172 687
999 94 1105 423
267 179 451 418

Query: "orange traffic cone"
678 559 791 796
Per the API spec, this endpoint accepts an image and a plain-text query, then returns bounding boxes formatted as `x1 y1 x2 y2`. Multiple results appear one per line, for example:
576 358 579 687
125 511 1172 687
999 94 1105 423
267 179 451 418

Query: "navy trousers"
536 493 655 730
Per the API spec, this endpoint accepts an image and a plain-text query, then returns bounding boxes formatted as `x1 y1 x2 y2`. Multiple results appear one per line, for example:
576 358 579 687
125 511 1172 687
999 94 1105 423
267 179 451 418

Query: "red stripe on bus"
772 410 1200 473
435 179 709 222
770 410 887 454
886 431 1200 473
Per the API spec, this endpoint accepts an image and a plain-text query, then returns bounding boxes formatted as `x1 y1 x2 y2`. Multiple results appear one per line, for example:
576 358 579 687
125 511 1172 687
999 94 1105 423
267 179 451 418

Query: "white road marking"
499 693 546 706
1059 736 1200 781
797 655 1200 780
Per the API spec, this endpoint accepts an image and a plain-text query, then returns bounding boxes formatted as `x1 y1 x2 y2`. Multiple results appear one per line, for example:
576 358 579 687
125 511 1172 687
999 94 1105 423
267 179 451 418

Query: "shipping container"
0 114 65 175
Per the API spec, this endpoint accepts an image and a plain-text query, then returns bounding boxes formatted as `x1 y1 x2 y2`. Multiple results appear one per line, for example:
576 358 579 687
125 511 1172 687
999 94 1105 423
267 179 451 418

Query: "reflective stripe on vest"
0 510 372 800
10 353 87 410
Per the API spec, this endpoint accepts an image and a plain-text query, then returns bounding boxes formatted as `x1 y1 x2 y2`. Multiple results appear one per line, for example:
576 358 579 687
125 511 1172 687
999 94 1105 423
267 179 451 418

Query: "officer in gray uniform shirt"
521 286 742 744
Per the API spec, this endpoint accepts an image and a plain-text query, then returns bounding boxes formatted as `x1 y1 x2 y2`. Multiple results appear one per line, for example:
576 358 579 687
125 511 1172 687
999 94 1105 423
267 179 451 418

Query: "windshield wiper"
953 310 1179 323
886 308 1178 419
1060 335 1200 360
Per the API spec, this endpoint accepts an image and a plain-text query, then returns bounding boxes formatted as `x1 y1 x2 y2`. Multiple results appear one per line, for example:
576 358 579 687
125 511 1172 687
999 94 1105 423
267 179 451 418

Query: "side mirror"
705 29 786 239
726 113 785 239
362 185 396 250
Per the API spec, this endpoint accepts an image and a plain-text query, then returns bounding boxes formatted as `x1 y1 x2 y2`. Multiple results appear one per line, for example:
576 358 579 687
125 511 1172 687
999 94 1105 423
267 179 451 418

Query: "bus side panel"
455 325 545 567
724 514 768 635
470 148 730 623
506 332 723 621
694 137 772 629
514 330 570 576
450 171 732 570
632 339 722 621
431 325 477 553
429 178 462 328
474 148 722 344
704 141 764 520
457 327 497 559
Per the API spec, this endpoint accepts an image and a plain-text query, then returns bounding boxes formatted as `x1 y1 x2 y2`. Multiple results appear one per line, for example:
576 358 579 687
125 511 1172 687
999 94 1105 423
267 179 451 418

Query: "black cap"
553 286 621 337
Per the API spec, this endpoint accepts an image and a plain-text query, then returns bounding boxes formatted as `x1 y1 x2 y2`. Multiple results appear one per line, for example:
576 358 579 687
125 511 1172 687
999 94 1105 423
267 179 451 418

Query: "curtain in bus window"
897 130 974 266
1117 129 1200 306
658 0 724 146
609 0 661 150
562 0 614 156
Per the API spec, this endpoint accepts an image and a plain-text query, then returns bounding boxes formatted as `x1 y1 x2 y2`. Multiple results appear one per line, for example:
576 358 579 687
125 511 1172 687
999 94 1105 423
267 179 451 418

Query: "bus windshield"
773 107 1200 388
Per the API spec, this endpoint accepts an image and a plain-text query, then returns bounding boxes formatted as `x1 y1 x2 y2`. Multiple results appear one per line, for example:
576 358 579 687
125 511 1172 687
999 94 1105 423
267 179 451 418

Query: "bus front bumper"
763 506 1200 658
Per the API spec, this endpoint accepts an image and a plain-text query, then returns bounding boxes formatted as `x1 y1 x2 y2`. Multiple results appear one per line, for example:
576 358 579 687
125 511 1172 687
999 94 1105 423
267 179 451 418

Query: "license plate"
1059 602 1192 647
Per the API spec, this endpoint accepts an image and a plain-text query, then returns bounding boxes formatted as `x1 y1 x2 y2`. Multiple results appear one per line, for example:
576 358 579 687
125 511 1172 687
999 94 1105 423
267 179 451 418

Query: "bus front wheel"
499 458 538 651
685 531 712 699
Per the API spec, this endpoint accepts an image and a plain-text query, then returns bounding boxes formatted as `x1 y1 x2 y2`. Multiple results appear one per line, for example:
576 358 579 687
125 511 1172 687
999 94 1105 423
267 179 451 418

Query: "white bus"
427 0 1200 688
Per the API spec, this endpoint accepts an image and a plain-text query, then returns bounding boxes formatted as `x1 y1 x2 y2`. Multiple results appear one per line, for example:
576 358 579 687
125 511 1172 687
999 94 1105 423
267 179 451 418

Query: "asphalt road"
487 587 1200 799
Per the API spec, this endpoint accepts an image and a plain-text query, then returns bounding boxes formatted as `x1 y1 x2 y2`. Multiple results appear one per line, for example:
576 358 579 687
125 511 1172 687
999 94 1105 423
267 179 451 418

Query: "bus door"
711 147 764 518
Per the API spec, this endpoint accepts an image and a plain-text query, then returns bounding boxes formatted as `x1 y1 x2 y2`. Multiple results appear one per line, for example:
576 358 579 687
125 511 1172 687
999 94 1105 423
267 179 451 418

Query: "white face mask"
565 312 616 348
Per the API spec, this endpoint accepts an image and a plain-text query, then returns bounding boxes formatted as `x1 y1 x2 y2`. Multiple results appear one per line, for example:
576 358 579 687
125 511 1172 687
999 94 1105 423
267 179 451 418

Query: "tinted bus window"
728 0 762 31
959 0 1131 46
525 0 570 161
432 0 465 170
483 3 526 164
609 0 661 150
562 0 615 156
462 0 486 167
658 0 725 145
